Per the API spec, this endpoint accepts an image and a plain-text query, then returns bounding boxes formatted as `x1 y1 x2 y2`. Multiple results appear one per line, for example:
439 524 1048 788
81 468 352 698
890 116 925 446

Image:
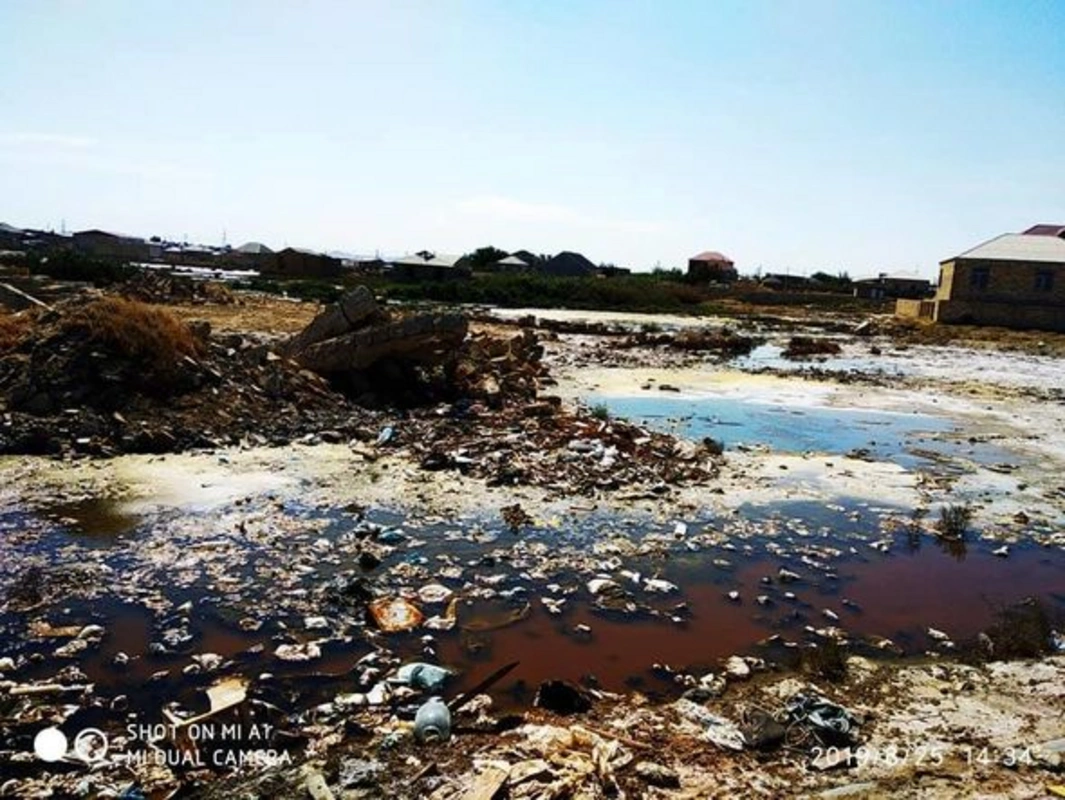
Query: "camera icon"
72 728 109 763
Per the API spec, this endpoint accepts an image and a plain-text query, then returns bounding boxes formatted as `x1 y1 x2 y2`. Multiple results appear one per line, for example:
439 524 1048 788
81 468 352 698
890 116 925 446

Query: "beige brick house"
897 230 1065 331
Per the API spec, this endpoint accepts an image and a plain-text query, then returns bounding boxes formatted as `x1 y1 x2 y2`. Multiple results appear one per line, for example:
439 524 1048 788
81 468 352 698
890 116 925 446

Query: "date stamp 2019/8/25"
812 744 1035 769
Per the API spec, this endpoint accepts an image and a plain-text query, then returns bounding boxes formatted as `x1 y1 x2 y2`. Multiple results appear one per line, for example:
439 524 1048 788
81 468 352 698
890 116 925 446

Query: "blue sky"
2 0 1063 276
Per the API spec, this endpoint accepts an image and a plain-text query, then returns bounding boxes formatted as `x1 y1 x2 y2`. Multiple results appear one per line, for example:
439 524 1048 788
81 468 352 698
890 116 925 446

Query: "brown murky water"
3 495 1063 713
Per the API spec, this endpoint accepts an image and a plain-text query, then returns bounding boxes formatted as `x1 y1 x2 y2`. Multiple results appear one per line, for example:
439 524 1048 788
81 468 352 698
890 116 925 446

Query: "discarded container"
390 662 452 692
414 696 452 743
369 597 424 632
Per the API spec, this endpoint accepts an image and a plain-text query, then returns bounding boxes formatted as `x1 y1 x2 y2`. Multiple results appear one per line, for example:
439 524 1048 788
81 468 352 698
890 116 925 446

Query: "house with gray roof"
392 251 470 281
898 228 1065 331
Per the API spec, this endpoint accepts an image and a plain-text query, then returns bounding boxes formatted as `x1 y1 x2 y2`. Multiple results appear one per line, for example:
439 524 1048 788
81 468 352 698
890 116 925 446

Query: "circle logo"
73 728 109 763
33 727 68 762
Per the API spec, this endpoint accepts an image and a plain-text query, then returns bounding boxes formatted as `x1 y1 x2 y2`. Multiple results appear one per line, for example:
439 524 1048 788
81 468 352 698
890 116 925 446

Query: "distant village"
1 219 1063 331
0 220 928 293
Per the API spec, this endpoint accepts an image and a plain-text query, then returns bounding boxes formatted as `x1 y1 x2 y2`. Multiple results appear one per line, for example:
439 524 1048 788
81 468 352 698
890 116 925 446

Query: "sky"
2 1 1063 277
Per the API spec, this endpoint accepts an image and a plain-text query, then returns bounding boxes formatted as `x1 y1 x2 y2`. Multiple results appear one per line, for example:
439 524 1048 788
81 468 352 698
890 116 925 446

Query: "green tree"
459 246 509 272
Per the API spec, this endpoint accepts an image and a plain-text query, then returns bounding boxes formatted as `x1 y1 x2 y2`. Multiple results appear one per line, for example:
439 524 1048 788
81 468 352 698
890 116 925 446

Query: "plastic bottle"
413 696 451 743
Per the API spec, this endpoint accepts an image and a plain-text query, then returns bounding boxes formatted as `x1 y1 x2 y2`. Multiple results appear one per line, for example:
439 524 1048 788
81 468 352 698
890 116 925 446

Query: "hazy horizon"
3 1 1063 278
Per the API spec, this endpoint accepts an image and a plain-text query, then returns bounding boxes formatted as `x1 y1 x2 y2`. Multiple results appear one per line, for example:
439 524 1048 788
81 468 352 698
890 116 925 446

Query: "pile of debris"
782 336 843 359
118 270 236 305
0 295 373 455
616 327 760 357
0 286 723 494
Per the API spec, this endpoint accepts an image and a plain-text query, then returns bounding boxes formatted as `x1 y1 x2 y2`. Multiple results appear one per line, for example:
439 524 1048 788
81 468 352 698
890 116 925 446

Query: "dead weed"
63 297 202 368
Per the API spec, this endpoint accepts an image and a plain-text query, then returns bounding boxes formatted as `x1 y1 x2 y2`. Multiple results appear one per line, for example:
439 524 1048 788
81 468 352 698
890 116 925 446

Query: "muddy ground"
1 290 1064 799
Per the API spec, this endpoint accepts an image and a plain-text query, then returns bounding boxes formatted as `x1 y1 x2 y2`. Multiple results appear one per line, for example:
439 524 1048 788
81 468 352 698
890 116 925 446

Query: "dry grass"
0 308 34 354
168 293 317 335
64 297 202 368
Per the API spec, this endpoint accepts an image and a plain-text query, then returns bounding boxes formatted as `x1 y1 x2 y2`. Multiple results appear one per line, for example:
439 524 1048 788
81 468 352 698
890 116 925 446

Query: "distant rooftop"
495 255 531 266
393 252 461 268
1022 223 1065 237
235 241 273 254
690 251 733 263
950 233 1065 264
73 228 143 241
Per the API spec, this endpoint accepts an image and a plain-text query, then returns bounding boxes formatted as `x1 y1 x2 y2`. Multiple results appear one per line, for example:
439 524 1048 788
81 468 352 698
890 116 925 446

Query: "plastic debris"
413 696 452 743
674 698 745 751
369 597 424 632
783 693 860 746
389 662 453 692
644 578 678 593
416 583 454 605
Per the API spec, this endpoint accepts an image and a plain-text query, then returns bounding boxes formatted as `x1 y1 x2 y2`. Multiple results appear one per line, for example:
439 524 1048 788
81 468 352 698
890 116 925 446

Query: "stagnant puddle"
1 492 1062 724
587 393 1014 470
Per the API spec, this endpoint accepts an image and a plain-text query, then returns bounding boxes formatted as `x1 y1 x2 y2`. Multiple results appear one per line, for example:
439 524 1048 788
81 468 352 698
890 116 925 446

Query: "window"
970 267 990 290
1035 270 1055 292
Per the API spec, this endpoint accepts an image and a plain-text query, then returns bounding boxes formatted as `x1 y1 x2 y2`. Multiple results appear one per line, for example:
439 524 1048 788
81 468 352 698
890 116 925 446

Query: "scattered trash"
369 597 424 632
413 696 452 743
725 655 751 679
927 627 951 643
674 698 746 751
635 761 681 788
161 676 249 731
390 662 453 692
275 642 322 662
416 583 454 605
782 693 860 747
740 707 787 750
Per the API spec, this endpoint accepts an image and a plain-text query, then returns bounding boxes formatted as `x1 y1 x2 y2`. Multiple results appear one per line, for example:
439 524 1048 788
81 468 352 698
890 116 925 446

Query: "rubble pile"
0 295 376 455
616 327 760 357
447 327 545 406
0 289 723 496
782 335 843 359
119 270 236 305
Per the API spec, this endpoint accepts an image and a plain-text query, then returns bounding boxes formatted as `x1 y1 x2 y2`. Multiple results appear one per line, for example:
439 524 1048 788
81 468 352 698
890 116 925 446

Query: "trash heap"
397 409 722 495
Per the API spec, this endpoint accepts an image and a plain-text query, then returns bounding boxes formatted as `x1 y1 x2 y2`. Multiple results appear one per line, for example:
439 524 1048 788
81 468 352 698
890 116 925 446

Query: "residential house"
687 251 737 283
897 231 1065 331
228 241 274 270
392 251 469 281
760 272 816 291
542 251 596 277
492 254 535 273
72 229 150 262
264 247 342 279
852 273 932 300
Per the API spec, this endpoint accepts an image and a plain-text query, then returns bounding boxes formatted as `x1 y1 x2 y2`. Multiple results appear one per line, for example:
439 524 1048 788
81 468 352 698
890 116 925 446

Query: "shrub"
960 598 1058 664
590 402 610 421
936 504 972 539
25 250 136 286
63 297 201 370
